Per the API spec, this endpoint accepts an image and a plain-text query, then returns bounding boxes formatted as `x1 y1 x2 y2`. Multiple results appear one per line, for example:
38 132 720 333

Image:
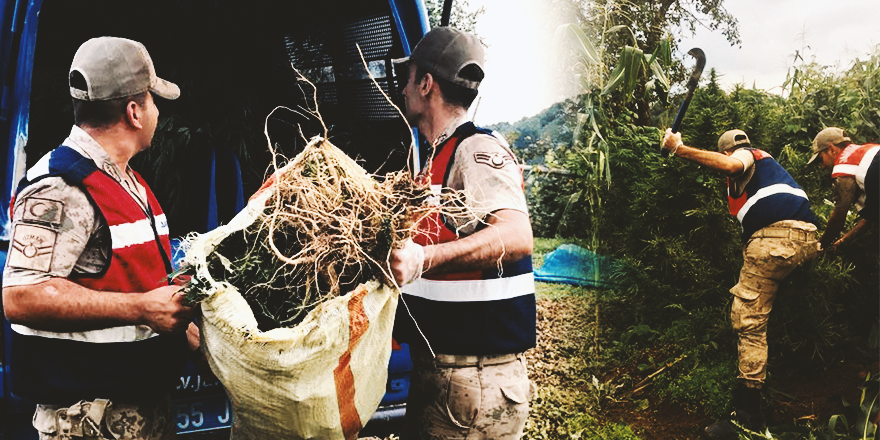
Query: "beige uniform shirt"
4 126 150 287
728 148 757 197
435 118 529 236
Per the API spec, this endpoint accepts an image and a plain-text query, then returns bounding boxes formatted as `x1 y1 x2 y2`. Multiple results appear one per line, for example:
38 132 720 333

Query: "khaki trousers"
730 220 819 387
401 349 534 440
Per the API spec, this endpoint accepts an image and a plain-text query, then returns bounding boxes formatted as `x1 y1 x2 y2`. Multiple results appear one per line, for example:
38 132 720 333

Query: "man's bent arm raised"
663 129 745 176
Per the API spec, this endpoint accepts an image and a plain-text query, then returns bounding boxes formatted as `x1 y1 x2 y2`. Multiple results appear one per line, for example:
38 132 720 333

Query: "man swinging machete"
660 49 821 439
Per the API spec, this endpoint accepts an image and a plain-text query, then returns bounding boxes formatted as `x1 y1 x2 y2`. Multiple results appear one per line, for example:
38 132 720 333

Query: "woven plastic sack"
183 180 398 440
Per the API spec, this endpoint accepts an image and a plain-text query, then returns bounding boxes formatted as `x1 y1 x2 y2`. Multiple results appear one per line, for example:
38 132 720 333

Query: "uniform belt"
434 353 522 368
752 227 814 242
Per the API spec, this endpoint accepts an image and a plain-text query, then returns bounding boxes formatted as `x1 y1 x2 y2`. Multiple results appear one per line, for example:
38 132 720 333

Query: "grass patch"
532 236 594 269
526 386 642 440
536 281 593 300
618 314 736 419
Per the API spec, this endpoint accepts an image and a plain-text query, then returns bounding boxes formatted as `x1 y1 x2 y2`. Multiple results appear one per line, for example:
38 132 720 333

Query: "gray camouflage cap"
808 127 850 164
396 27 485 90
70 37 180 101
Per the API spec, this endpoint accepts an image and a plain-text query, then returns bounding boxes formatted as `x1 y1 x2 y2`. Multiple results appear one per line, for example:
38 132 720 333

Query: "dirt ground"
529 295 880 440
602 356 879 440
527 294 595 388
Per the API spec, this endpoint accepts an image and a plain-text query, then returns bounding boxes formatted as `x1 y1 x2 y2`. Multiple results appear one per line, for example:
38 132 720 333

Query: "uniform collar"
433 116 471 147
65 125 133 184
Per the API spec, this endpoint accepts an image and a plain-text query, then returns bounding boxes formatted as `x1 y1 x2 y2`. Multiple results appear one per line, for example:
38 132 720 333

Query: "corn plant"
552 16 673 356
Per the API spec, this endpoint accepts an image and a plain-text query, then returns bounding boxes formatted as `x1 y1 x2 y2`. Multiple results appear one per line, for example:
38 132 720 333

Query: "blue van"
0 0 432 437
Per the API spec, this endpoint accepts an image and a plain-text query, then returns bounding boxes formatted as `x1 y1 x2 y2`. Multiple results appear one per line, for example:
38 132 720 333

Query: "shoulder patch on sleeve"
474 152 515 169
22 197 65 226
9 224 57 272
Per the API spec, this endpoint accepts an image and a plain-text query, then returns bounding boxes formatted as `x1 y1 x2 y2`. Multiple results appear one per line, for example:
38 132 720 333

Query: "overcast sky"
468 0 564 126
677 0 880 93
469 0 880 126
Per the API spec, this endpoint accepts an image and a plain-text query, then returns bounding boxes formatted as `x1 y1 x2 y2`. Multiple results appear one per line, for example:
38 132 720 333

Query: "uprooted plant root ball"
180 136 432 331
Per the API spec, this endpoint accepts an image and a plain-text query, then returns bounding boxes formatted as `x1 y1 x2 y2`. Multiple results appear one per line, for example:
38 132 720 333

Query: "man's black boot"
703 385 766 439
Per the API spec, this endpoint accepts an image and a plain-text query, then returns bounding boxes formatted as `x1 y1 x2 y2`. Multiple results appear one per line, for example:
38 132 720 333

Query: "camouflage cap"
70 37 180 101
396 27 485 90
717 129 750 152
808 127 850 164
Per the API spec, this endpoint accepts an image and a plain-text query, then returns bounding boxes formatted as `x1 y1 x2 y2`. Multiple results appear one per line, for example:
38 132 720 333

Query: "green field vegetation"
514 41 880 439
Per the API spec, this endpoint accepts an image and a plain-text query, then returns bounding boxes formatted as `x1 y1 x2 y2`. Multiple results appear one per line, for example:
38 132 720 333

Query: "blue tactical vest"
727 148 818 240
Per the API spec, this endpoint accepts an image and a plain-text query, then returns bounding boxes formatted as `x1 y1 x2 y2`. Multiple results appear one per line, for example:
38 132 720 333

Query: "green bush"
654 359 736 419
526 169 586 238
525 385 644 440
518 47 880 427
522 49 880 418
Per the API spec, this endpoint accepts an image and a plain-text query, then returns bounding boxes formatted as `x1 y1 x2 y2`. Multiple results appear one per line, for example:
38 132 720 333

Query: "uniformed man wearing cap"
808 127 879 253
2 37 194 440
661 128 820 439
388 27 536 439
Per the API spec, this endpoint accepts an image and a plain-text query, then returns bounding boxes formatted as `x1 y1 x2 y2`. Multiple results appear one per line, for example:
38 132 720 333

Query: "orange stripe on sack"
249 173 277 201
334 285 370 440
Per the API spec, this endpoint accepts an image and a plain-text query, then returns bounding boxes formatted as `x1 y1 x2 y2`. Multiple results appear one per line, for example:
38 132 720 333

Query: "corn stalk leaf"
647 52 670 93
590 106 604 142
602 46 644 98
826 414 847 434
574 112 588 147
601 139 611 184
605 24 637 46
623 46 644 95
855 390 878 439
825 414 847 439
554 23 600 66
656 35 672 66
603 62 627 95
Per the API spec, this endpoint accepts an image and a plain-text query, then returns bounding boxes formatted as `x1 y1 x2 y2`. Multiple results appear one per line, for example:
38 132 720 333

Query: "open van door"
1 0 429 437
1 1 42 438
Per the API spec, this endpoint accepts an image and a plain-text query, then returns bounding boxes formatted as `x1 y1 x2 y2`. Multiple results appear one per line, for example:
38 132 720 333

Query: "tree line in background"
492 20 880 434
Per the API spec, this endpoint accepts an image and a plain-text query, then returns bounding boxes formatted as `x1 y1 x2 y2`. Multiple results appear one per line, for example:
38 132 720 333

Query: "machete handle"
662 48 706 157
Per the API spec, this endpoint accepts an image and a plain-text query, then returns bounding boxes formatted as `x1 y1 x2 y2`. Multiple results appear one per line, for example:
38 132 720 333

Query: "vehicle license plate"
172 395 233 434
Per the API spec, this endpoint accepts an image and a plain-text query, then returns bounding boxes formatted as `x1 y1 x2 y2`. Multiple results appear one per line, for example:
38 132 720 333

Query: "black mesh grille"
340 14 395 63
339 79 399 120
284 34 332 70
284 11 405 121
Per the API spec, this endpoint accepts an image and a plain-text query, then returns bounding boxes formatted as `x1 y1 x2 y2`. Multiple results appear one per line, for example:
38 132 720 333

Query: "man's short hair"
414 65 480 110
72 69 149 128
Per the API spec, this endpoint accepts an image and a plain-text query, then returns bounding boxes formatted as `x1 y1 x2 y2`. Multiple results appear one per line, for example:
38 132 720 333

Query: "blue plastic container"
381 341 413 405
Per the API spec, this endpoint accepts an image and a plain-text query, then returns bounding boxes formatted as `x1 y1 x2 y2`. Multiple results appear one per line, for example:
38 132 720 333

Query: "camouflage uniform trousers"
32 395 175 440
401 349 535 440
729 220 820 387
